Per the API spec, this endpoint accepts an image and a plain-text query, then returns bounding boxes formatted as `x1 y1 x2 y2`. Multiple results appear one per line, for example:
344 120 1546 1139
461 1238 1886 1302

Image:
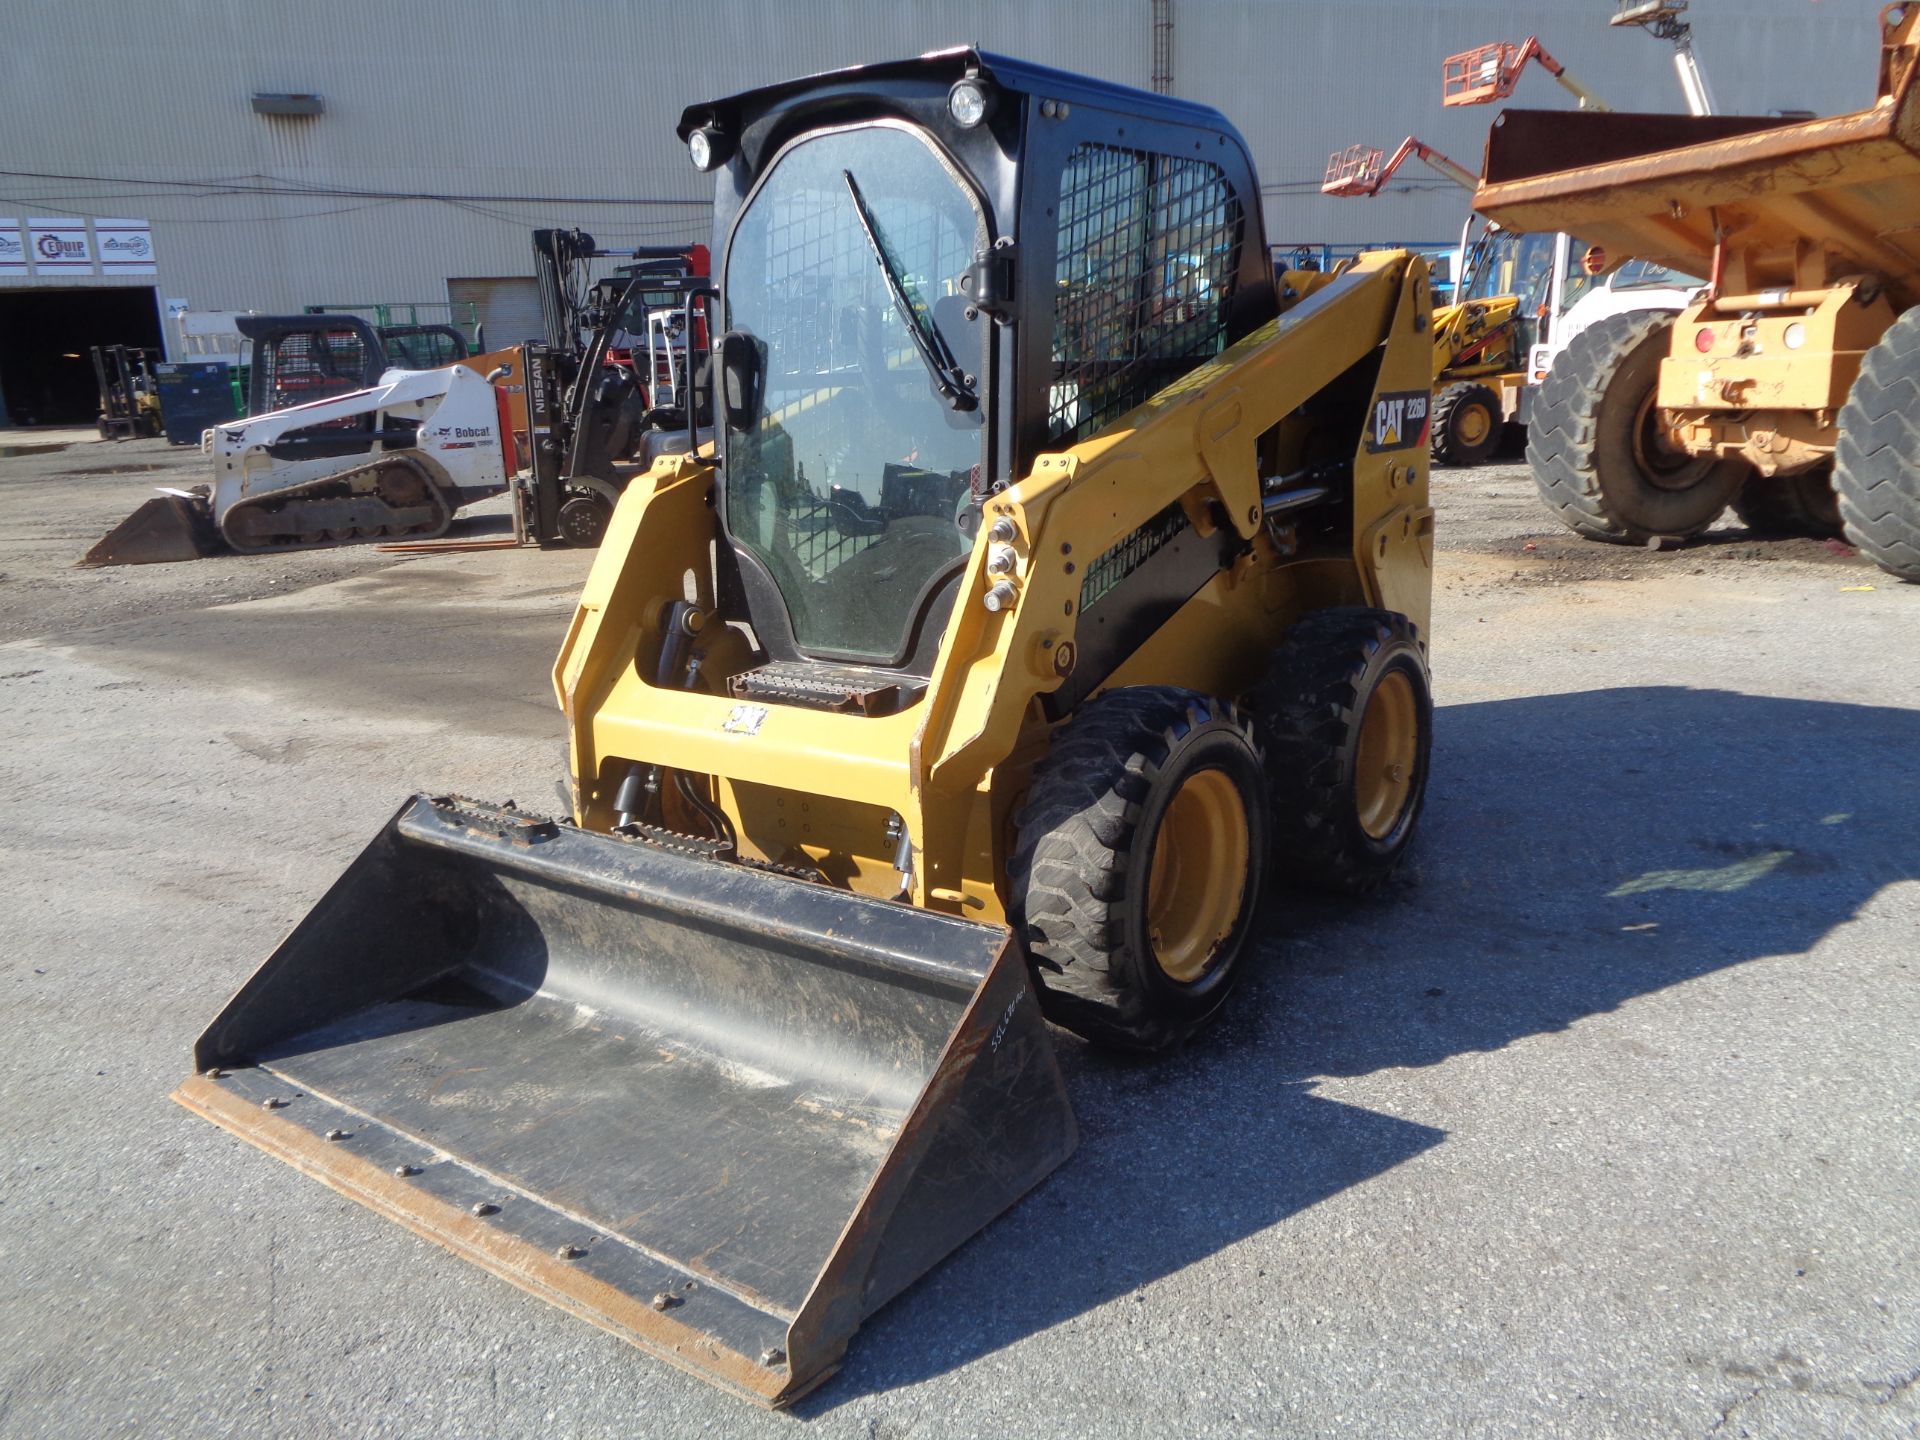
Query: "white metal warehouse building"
0 0 1886 425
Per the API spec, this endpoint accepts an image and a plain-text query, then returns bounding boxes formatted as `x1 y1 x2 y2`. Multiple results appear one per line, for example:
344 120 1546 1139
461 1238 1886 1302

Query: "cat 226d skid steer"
174 50 1438 1406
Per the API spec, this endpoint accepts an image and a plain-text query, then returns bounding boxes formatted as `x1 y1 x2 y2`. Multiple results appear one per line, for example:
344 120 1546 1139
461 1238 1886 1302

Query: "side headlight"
948 78 995 129
687 126 733 172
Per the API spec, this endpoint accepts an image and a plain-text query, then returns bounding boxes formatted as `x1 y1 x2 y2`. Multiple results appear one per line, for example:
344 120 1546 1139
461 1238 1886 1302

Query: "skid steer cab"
177 49 1438 1406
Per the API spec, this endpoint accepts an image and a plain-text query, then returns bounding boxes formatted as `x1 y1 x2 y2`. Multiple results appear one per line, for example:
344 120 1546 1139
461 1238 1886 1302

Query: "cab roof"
677 46 1236 142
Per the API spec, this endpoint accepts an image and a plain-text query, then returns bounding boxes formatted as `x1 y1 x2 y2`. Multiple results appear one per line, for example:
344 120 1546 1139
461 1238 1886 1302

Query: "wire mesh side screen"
1048 143 1243 445
1079 500 1190 613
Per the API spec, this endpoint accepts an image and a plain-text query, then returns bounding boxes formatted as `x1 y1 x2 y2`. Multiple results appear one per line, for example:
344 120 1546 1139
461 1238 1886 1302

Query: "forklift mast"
520 232 711 548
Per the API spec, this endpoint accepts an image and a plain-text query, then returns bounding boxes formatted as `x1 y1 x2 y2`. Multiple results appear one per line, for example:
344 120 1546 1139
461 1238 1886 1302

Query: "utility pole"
1151 0 1174 94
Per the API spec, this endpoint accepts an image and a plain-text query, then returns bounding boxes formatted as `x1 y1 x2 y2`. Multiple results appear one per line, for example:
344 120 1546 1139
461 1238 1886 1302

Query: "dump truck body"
179 48 1439 1404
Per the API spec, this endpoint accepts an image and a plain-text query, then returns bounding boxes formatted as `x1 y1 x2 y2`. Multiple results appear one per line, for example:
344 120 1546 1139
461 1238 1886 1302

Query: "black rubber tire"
1431 381 1504 467
556 492 613 548
1527 311 1747 544
1730 463 1843 539
1010 687 1268 1052
1253 607 1432 898
1833 306 1920 581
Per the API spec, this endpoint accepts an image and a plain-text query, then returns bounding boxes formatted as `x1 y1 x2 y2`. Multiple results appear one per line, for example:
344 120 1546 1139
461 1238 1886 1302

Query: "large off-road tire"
1431 381 1504 467
1730 463 1843 539
1527 312 1747 544
1833 306 1920 581
1253 608 1431 897
1010 687 1268 1052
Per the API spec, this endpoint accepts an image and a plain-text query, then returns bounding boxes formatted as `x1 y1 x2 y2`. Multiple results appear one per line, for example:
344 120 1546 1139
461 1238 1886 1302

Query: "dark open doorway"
0 287 162 427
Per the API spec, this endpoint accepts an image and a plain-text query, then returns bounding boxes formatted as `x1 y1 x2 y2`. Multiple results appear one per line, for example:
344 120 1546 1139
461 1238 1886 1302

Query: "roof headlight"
948 78 995 129
687 126 733 172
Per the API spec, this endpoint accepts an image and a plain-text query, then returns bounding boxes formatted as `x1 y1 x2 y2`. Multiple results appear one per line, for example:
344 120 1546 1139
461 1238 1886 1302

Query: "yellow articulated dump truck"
1477 2 1920 578
173 50 1437 1404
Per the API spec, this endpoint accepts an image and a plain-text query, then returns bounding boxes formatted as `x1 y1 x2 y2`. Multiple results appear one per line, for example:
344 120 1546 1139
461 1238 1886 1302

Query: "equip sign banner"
0 220 24 273
96 218 156 274
28 218 91 271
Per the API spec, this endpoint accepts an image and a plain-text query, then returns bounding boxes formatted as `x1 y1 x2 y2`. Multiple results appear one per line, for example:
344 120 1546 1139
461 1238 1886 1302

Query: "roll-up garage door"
448 277 544 350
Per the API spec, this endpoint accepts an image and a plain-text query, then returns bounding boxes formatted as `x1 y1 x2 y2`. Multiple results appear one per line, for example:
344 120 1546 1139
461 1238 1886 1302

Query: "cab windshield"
1462 228 1559 315
722 124 987 662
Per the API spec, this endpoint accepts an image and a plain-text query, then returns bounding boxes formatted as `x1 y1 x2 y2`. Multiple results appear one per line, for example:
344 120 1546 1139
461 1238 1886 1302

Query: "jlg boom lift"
1443 34 1609 111
173 50 1439 1404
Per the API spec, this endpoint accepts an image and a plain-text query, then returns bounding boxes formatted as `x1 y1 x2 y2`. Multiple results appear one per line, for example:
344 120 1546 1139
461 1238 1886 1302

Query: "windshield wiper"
841 169 978 413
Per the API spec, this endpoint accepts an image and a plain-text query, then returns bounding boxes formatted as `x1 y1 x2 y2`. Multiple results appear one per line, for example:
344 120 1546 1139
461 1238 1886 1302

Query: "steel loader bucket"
173 795 1076 1405
81 493 224 566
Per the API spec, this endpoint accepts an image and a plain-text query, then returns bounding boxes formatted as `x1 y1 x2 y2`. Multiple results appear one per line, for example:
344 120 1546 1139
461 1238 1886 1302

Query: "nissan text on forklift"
174 49 1439 1405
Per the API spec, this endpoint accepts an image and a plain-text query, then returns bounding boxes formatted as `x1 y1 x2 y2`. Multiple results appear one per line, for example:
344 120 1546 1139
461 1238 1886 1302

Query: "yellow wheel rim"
1146 769 1249 983
1354 669 1419 841
1456 401 1492 446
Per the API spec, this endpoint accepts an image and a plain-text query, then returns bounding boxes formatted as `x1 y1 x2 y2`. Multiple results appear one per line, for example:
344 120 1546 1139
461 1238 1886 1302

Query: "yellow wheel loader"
174 50 1437 1405
1476 2 1920 578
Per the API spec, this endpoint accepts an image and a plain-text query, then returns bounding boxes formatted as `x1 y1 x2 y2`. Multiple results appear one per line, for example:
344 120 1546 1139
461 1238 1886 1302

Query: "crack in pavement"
1706 1365 1920 1435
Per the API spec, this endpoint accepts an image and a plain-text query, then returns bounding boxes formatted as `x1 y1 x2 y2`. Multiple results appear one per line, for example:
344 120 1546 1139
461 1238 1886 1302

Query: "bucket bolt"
650 1291 681 1312
470 1201 500 1218
760 1347 787 1369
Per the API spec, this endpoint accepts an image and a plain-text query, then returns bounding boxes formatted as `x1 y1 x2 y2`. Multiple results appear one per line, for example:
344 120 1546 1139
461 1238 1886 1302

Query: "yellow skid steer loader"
175 50 1437 1405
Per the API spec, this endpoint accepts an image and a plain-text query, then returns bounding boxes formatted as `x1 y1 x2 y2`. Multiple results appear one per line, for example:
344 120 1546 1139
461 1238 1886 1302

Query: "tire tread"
1525 311 1738 544
1431 380 1503 468
1254 607 1430 897
1834 307 1920 581
1010 688 1256 1049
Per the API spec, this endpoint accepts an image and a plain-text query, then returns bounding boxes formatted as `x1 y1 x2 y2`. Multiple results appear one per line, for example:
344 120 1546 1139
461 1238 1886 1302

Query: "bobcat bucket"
81 490 224 566
172 795 1077 1405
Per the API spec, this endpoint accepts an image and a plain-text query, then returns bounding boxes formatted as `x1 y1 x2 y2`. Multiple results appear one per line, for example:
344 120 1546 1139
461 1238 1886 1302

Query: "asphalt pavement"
0 440 1912 1438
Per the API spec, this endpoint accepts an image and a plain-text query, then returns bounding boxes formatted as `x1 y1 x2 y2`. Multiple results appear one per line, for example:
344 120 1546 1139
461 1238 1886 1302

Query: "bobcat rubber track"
220 452 453 555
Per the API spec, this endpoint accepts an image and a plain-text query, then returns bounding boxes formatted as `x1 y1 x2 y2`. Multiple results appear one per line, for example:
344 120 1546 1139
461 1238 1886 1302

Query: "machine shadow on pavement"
808 685 1920 1409
444 511 515 540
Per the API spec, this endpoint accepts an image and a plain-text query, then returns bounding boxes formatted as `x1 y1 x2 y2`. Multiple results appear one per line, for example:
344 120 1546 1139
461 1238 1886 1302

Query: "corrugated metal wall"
0 0 1886 344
